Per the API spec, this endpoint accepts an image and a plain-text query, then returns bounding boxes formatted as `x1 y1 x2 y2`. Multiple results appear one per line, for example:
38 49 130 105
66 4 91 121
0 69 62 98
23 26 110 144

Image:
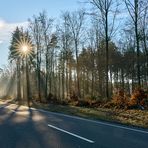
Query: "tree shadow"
0 104 64 148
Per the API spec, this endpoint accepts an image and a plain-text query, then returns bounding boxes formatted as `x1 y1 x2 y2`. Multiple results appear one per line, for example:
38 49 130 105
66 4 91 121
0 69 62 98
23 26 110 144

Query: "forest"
0 0 147 109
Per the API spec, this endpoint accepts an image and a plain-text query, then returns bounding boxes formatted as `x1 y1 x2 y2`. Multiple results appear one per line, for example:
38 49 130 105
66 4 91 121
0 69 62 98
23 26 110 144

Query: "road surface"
0 104 147 148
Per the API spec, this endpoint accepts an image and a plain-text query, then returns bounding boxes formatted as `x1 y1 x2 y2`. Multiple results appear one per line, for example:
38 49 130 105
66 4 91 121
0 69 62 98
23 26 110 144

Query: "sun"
13 35 34 58
21 45 29 54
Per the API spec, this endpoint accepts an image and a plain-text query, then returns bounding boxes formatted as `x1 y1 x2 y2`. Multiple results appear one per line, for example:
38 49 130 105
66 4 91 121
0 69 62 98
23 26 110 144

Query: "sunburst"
13 35 34 58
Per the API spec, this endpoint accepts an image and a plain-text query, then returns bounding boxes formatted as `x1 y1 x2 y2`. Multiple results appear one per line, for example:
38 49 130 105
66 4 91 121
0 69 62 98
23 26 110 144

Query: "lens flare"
13 35 34 58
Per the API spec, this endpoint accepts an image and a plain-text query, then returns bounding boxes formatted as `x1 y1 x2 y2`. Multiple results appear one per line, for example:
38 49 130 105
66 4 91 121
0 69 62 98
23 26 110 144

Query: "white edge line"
7 104 147 135
48 124 94 143
31 107 148 135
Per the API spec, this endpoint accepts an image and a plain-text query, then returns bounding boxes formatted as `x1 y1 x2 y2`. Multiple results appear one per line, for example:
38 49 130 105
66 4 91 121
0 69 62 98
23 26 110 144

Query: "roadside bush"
129 88 148 109
112 89 129 109
97 88 148 110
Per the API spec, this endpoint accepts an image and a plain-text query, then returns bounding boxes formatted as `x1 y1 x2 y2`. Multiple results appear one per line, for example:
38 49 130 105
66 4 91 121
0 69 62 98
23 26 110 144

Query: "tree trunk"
75 40 81 98
26 57 30 106
37 45 41 102
16 58 21 101
105 11 109 99
134 0 141 86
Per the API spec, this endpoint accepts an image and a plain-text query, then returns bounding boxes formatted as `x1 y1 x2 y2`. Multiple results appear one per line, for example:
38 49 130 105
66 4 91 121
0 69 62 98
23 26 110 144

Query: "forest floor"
0 99 148 129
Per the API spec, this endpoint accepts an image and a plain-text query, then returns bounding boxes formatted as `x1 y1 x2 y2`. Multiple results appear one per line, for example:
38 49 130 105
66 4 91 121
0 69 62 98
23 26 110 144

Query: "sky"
0 0 84 68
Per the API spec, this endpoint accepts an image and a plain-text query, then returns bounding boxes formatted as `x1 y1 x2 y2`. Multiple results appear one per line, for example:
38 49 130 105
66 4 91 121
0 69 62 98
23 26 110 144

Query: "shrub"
129 88 148 109
112 89 129 109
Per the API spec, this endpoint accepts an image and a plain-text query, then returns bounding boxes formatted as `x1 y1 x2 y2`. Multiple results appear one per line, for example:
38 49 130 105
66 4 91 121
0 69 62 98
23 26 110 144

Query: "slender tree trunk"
69 62 72 97
105 10 109 99
58 69 61 99
52 51 55 94
65 60 69 98
143 29 148 86
26 57 30 106
16 58 21 101
91 71 94 97
22 59 26 100
135 0 141 86
86 71 89 94
75 40 81 98
110 70 113 96
62 55 65 100
45 51 49 99
121 68 124 90
37 45 41 102
82 71 85 98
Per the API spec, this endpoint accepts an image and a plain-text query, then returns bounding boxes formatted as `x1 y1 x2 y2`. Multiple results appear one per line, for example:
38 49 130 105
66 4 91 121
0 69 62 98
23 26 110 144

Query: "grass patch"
31 101 148 128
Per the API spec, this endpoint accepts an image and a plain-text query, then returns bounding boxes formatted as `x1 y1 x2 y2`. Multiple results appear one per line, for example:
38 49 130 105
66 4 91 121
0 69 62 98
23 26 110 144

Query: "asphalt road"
0 104 148 148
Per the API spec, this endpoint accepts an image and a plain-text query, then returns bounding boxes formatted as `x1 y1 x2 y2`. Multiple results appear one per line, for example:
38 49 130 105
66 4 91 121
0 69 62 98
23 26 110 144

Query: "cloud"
0 40 3 44
0 18 28 43
0 19 5 29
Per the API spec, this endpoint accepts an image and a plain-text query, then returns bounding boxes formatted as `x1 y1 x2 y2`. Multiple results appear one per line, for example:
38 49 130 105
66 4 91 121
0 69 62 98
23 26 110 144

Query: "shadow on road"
0 104 62 148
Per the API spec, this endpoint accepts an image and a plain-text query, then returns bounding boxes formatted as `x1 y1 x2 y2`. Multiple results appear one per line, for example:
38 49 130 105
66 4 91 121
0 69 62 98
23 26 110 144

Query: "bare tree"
57 14 74 99
90 0 119 99
124 0 147 86
64 10 85 98
38 11 54 99
139 1 148 83
29 15 43 102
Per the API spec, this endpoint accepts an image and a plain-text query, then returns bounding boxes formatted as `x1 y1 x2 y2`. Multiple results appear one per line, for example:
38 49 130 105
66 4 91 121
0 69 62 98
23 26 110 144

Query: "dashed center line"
48 124 95 143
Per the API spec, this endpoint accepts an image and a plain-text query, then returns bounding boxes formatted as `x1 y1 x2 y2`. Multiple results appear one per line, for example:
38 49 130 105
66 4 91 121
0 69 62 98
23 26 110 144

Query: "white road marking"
48 124 95 143
31 107 148 135
94 121 148 134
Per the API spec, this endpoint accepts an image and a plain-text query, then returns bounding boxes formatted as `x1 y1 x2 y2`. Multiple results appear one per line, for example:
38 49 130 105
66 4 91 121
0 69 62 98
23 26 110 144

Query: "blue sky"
0 0 84 67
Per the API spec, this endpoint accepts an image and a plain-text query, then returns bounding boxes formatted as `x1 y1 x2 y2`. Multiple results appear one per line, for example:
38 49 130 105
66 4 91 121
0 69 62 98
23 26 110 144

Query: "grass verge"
0 99 148 129
31 101 148 129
